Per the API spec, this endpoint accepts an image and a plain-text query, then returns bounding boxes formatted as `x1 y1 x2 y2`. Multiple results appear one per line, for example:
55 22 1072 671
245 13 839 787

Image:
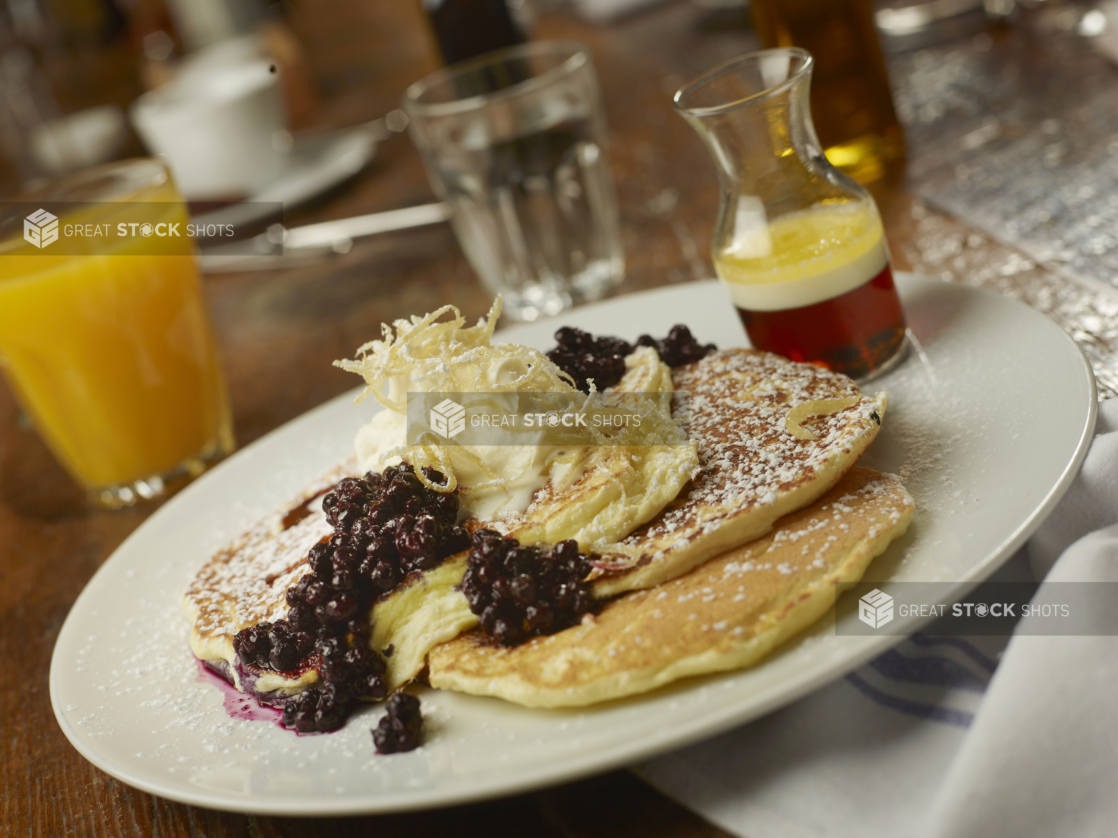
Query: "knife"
197 202 452 273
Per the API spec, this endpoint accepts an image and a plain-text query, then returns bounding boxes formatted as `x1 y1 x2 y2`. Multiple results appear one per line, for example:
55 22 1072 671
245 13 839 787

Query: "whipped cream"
338 301 581 520
354 383 560 520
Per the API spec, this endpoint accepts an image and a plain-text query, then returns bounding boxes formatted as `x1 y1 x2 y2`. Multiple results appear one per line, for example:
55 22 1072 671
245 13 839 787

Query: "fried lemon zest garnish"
784 396 862 440
335 299 579 493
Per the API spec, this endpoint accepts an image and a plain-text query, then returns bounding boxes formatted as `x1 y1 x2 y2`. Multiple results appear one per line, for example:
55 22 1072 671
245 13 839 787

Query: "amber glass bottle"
750 0 905 183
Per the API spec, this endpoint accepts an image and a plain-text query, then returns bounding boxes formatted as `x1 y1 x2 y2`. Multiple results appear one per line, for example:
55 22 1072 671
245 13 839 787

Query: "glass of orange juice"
0 159 233 507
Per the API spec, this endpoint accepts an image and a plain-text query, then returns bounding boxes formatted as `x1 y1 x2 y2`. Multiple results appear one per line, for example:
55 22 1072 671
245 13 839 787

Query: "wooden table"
6 1 1118 835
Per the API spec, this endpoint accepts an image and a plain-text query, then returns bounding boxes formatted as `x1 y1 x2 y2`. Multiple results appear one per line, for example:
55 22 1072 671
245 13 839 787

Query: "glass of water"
403 41 624 321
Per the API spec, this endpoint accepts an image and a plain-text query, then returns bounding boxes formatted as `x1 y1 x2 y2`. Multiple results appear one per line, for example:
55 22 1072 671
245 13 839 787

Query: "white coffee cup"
130 54 287 199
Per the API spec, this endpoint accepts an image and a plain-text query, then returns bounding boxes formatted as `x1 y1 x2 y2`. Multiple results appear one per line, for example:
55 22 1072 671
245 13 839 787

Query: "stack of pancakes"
183 347 913 709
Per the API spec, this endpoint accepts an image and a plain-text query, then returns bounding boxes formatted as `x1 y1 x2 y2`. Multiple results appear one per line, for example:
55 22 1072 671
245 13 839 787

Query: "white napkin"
639 400 1118 838
1027 400 1118 577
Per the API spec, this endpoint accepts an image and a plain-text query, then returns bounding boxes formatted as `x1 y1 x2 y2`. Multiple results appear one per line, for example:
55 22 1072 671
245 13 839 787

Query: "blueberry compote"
635 325 718 369
546 324 717 393
231 463 469 734
461 529 600 647
373 693 424 754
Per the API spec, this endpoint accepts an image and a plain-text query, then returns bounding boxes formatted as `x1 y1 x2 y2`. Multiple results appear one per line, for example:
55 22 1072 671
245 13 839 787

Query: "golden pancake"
486 346 699 547
427 467 913 708
592 348 885 598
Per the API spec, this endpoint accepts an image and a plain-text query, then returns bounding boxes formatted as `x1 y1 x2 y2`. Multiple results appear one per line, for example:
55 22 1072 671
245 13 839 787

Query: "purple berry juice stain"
194 657 282 724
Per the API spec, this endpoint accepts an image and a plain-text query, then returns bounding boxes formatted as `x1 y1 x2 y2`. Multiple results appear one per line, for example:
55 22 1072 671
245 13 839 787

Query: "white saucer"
191 124 379 231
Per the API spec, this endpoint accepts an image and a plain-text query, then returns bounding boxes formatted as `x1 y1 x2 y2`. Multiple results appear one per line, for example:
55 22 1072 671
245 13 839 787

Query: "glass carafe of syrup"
673 48 906 381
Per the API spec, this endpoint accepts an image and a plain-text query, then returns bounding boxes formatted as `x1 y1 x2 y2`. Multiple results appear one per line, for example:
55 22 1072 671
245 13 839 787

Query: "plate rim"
48 274 1098 815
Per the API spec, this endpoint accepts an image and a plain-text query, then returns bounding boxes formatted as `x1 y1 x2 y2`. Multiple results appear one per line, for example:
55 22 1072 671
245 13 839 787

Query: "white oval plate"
50 275 1096 815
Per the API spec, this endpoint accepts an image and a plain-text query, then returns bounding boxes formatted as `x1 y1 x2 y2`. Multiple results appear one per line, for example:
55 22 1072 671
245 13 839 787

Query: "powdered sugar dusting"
612 349 884 570
183 459 354 655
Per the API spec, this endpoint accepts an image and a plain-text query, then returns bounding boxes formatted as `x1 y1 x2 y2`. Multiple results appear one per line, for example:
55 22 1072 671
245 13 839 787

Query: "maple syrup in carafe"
714 202 906 380
675 47 907 379
737 263 905 379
